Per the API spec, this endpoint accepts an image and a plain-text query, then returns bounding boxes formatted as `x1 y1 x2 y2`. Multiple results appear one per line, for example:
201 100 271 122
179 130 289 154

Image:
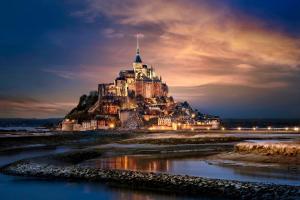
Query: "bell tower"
133 34 143 77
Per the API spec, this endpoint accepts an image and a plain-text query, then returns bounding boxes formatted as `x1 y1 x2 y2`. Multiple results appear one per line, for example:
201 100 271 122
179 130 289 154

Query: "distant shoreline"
1 117 300 130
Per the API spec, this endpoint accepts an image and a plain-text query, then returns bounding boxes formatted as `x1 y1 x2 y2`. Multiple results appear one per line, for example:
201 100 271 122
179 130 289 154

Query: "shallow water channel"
1 134 299 199
80 152 300 186
0 146 214 200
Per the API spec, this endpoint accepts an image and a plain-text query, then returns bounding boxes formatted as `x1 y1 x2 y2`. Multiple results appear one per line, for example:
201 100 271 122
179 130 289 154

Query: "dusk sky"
1 0 300 118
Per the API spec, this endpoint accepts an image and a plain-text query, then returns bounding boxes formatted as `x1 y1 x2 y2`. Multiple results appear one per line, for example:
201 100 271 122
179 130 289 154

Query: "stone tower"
133 35 144 79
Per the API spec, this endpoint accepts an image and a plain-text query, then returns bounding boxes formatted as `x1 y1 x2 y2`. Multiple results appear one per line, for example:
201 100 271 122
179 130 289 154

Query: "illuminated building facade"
62 37 220 131
96 39 168 100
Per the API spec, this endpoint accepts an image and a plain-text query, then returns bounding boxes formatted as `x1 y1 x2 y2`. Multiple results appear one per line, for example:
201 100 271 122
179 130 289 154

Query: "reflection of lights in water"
85 154 300 186
166 160 169 170
93 156 171 172
124 156 128 170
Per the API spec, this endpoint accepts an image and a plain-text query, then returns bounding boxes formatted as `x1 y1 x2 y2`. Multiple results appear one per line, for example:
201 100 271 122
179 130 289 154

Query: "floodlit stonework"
62 38 219 131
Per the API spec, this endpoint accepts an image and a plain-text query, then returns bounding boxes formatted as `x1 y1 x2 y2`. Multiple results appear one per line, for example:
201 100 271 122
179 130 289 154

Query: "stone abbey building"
62 39 219 131
98 45 168 99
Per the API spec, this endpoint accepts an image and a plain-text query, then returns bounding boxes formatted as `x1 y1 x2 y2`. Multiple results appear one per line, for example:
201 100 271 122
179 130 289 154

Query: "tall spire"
136 34 140 54
135 34 142 63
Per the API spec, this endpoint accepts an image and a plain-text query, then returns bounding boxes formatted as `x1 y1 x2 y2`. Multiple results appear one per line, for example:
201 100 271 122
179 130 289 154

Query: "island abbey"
97 38 168 101
62 37 219 131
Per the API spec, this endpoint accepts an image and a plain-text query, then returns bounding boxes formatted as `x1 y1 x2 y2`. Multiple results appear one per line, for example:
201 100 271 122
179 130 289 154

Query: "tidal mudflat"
1 131 300 199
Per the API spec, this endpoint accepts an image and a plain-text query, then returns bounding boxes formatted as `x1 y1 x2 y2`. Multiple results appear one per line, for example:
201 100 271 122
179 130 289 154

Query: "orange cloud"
73 0 300 89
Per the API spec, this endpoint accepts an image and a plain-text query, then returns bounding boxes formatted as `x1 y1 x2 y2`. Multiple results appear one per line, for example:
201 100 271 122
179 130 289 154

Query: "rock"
1 160 300 200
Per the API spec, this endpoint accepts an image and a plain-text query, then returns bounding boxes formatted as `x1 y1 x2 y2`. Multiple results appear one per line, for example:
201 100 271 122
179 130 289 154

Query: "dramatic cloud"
0 96 76 118
1 0 300 118
42 65 119 83
72 0 300 88
102 28 124 39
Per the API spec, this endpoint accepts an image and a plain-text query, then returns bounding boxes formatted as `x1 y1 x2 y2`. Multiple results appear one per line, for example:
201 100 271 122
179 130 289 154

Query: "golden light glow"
237 127 241 131
80 0 300 89
109 123 115 128
268 126 272 130
148 126 156 130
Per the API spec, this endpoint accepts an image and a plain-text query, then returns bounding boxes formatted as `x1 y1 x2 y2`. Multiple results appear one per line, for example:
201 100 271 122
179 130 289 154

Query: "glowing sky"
1 0 300 118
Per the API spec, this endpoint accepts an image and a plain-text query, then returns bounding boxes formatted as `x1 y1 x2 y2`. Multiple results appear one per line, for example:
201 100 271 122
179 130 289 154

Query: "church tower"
133 35 144 78
135 35 142 63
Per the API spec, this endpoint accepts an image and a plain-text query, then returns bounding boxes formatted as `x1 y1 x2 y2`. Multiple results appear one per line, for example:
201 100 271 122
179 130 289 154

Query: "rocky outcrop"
2 161 299 200
65 92 98 122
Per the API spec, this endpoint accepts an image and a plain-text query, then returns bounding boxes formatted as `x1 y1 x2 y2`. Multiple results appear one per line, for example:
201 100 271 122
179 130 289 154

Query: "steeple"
136 34 140 54
135 34 142 63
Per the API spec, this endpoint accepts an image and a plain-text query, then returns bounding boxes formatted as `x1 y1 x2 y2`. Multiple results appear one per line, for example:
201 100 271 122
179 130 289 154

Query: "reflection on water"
244 139 293 143
0 147 215 200
81 154 300 186
0 175 210 200
90 155 172 172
